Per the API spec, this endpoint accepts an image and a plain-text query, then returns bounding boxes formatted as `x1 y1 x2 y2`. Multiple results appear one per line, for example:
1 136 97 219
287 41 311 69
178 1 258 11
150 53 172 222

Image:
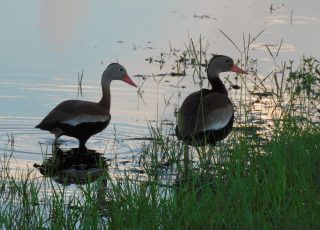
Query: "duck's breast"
198 94 234 132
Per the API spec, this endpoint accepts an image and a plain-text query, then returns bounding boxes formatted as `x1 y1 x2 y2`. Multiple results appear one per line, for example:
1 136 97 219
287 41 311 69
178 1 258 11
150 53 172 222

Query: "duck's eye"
226 59 230 63
120 68 124 72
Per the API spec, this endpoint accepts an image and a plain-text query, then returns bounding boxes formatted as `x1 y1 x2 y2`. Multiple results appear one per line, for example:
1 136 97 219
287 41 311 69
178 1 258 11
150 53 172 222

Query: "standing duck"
175 55 247 146
36 63 137 151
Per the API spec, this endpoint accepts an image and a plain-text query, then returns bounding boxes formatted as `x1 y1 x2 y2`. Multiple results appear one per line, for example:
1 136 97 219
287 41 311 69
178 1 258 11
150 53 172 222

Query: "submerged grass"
1 33 320 228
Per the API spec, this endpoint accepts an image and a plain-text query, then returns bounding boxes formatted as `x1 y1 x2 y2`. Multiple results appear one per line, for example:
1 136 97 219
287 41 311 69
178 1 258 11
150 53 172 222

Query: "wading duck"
175 55 247 146
36 63 137 151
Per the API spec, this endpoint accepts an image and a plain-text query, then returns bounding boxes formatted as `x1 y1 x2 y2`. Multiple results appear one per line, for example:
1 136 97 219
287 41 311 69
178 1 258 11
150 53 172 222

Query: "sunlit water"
0 0 319 194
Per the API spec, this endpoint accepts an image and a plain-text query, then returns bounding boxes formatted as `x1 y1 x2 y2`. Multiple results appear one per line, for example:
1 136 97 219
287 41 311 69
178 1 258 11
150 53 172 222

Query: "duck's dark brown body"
175 55 246 147
175 88 234 146
35 63 137 151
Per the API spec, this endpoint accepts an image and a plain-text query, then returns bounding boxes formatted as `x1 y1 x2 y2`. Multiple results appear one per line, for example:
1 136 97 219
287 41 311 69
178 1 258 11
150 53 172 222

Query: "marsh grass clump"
1 116 320 228
95 115 320 229
285 57 320 117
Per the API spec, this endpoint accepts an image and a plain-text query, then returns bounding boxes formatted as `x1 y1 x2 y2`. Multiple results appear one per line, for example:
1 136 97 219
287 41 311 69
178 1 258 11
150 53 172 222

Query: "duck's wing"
197 94 234 132
177 91 233 137
177 90 207 136
36 100 110 130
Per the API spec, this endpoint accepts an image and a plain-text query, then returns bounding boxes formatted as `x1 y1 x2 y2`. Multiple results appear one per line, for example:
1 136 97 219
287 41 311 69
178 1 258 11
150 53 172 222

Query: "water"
0 0 319 184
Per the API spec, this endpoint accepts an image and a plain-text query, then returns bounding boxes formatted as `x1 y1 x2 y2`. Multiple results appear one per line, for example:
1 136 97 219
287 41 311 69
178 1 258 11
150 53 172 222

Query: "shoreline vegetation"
1 34 320 228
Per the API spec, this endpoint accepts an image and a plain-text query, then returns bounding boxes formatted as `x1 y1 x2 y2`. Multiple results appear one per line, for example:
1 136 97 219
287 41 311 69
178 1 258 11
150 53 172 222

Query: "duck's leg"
208 145 215 165
52 134 61 154
53 134 59 145
183 144 190 176
51 128 63 147
78 138 88 153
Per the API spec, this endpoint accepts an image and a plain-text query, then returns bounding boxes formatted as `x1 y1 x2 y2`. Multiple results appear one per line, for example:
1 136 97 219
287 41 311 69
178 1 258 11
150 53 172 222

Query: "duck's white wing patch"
198 103 233 132
62 114 110 126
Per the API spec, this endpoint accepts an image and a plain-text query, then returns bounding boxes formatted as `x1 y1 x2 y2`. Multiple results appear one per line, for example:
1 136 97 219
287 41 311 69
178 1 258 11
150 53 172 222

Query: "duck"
175 55 247 146
35 63 137 151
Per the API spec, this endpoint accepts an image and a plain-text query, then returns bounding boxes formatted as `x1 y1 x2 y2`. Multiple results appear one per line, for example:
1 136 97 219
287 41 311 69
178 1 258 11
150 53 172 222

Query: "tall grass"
1 115 319 229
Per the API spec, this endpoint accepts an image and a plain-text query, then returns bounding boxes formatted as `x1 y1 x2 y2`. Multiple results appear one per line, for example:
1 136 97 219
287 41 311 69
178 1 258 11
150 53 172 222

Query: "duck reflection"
34 147 109 185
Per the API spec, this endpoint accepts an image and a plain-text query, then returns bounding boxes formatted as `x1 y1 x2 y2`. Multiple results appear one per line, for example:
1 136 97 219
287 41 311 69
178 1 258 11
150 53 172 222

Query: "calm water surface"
0 0 319 182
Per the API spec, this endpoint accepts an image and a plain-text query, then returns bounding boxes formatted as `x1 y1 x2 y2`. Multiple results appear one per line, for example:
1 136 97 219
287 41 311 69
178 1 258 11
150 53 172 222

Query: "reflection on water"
267 15 320 25
40 0 87 52
251 42 296 53
34 147 108 185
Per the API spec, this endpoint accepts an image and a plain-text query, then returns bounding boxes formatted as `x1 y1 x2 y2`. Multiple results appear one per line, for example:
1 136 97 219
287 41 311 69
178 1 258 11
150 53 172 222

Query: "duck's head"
207 55 247 79
102 63 137 87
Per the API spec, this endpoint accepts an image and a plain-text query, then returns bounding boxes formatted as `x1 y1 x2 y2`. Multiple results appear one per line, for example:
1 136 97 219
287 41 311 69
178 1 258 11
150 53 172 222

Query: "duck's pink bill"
122 74 137 87
231 64 247 74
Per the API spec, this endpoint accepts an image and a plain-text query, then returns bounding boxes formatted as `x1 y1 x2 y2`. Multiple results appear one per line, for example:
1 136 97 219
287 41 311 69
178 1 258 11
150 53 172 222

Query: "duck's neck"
98 80 111 112
208 76 228 95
